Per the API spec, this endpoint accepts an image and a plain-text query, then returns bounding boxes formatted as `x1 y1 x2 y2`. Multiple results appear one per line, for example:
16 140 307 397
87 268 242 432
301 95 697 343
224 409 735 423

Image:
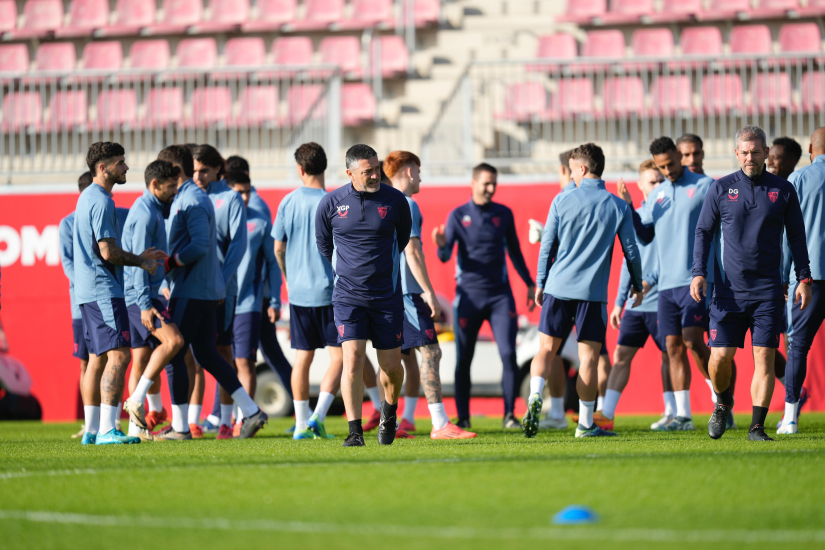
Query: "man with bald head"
779 127 825 434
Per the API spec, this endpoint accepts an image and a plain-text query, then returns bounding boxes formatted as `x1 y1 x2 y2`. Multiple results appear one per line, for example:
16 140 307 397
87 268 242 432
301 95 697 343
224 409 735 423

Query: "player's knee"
168 332 185 355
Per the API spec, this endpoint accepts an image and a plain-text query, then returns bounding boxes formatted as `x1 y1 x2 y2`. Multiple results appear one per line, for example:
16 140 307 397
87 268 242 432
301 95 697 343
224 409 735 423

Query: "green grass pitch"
2 413 825 550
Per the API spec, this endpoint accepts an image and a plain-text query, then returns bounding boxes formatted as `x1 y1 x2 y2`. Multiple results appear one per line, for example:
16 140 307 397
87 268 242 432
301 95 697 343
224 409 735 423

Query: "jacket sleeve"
617 205 643 291
436 211 458 263
263 220 282 310
630 208 655 245
222 194 248 286
129 212 154 311
784 185 812 282
315 196 334 264
536 201 560 290
615 260 631 309
396 195 412 253
692 184 721 279
175 203 211 265
58 217 74 283
504 209 535 287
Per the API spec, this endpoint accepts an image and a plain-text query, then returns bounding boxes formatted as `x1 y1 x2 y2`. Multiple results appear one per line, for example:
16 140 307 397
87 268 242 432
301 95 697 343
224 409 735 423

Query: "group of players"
58 123 822 446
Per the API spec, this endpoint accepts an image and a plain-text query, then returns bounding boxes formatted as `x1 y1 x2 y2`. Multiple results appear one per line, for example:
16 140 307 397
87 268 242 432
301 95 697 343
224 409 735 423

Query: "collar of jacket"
579 178 606 189
739 166 767 185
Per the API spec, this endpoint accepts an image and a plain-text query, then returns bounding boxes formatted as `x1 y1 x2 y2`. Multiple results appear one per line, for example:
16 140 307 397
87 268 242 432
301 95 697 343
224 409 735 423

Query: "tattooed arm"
98 238 167 275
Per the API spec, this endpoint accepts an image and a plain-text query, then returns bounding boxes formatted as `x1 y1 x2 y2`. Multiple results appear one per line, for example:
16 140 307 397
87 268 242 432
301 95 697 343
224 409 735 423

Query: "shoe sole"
522 397 542 438
125 402 147 430
238 417 267 439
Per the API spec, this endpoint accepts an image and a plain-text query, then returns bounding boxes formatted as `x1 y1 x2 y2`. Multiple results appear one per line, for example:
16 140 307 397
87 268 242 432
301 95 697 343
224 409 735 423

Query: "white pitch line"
0 510 823 544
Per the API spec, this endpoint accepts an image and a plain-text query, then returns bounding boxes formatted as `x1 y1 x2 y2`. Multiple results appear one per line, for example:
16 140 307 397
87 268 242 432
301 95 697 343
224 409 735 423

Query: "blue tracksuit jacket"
783 154 825 282
58 212 81 319
122 189 168 310
615 201 659 312
315 182 412 307
693 168 811 301
205 180 247 298
235 205 281 314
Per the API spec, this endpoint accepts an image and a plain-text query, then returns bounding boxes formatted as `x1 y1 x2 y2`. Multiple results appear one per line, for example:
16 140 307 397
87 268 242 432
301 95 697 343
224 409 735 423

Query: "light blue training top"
122 189 167 310
58 212 81 319
236 205 282 314
400 195 425 295
73 183 124 304
615 200 659 313
205 180 247 298
784 154 825 283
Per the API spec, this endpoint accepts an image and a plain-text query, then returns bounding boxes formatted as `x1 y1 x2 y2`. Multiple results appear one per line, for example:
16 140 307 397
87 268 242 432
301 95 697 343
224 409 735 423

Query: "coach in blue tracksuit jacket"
315 144 412 444
434 163 535 428
692 126 811 440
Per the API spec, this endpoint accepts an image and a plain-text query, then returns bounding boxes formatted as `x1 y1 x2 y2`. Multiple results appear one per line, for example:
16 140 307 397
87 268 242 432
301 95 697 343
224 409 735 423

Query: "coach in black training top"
691 125 812 442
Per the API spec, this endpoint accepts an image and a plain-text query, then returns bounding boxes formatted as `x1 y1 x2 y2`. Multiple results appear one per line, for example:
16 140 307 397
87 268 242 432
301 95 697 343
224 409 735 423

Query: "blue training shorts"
216 296 236 346
289 303 340 350
617 310 664 351
127 298 172 349
232 311 261 361
539 294 607 344
708 297 784 349
658 285 707 337
401 293 439 355
79 297 131 356
71 318 89 360
333 302 404 350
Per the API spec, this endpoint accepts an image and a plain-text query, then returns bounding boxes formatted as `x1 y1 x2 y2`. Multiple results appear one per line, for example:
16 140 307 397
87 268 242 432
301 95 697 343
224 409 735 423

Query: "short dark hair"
184 143 199 154
472 162 497 180
773 137 803 165
144 159 180 188
86 141 125 176
78 171 93 192
226 155 249 174
650 136 677 157
193 144 226 178
676 133 704 149
226 171 251 187
295 142 328 175
345 144 378 169
158 145 194 178
569 143 605 177
559 149 574 171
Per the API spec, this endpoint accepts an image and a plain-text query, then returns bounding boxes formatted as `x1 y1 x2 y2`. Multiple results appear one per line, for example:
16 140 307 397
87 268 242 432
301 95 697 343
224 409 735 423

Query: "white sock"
115 401 123 426
130 376 154 405
314 392 335 421
674 390 691 419
171 404 188 433
578 400 595 429
128 421 141 436
663 391 676 417
705 378 716 403
596 395 604 411
100 404 116 434
365 386 381 409
220 404 233 427
549 397 565 419
784 401 799 425
529 376 545 396
236 406 244 422
231 388 259 417
188 404 202 426
84 405 100 435
601 389 621 420
232 403 239 423
147 393 163 412
428 403 449 430
403 397 418 424
294 400 311 431
207 414 221 426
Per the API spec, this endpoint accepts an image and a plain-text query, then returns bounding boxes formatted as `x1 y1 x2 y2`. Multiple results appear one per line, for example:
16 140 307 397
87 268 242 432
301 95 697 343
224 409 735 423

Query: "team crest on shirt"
161 310 171 320
686 188 696 199
337 325 345 337
378 207 388 218
247 222 257 232
396 332 402 340
337 205 349 218
509 311 518 318
492 216 501 227
122 331 131 343
728 189 739 201
459 317 468 329
710 329 717 341
73 344 78 353
425 329 435 339
768 191 778 203
656 190 665 204
461 215 472 227
215 199 225 209
693 314 703 322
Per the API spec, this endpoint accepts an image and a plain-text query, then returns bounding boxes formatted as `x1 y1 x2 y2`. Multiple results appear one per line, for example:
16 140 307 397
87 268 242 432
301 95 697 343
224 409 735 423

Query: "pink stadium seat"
528 34 577 73
602 76 645 118
189 0 248 34
701 74 743 115
377 35 408 78
95 89 138 129
34 43 76 72
749 73 794 114
241 0 294 31
146 0 202 35
96 0 155 37
82 42 123 71
224 37 265 69
260 36 312 78
143 87 183 127
494 82 548 122
647 0 701 22
2 92 42 132
0 0 17 33
236 86 279 127
187 87 232 127
801 72 825 111
342 83 376 125
549 78 594 119
290 0 342 31
697 0 750 21
600 0 652 25
285 84 327 126
47 90 87 130
339 0 394 30
798 0 825 16
779 23 821 56
672 27 723 69
129 40 171 71
56 0 109 37
750 0 798 19
320 36 362 79
176 38 218 72
575 30 624 71
730 25 772 55
556 0 605 24
6 0 63 39
649 75 693 117
627 28 673 70
414 0 440 25
0 44 30 73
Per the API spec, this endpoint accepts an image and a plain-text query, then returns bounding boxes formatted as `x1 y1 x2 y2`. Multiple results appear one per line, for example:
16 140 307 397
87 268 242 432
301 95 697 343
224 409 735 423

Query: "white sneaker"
777 420 799 435
650 414 674 430
776 415 785 429
539 414 568 429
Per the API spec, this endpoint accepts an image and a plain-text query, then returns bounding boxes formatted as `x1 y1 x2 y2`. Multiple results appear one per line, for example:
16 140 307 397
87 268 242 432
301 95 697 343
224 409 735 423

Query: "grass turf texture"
2 413 825 550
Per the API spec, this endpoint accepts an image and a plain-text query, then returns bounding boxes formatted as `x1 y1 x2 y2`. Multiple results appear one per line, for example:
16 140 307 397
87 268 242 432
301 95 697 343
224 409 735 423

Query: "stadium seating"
602 76 645 118
236 86 279 127
95 89 138 129
749 72 794 114
319 36 362 79
34 43 76 72
129 40 172 71
801 72 825 111
341 83 377 125
338 0 394 30
47 90 87 130
778 23 822 60
291 0 343 31
549 78 594 119
143 87 184 127
575 30 624 71
529 34 577 73
96 0 156 37
145 0 202 35
176 38 218 73
556 0 605 24
672 26 723 68
285 84 326 125
729 25 772 56
628 28 673 70
650 75 694 117
189 0 249 34
2 92 42 132
413 0 440 25
56 0 109 37
241 0 295 31
701 74 743 115
494 82 548 122
224 37 266 73
697 0 751 21
0 0 16 33
82 42 124 71
600 0 653 25
647 0 700 22
0 44 29 73
377 35 409 77
5 0 63 40
750 0 799 19
797 0 825 16
186 86 232 127
272 36 313 66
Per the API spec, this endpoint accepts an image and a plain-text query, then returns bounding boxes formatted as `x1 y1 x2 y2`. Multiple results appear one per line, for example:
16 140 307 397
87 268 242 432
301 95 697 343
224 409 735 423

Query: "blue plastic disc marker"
552 505 599 525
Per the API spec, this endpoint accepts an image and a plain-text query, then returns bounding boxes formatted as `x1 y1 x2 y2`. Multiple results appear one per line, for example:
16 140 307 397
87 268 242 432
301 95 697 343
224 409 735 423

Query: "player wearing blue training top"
778 129 825 434
121 160 185 441
433 163 536 429
315 144 413 447
59 171 94 439
75 142 166 445
692 126 812 441
157 145 266 441
524 143 643 438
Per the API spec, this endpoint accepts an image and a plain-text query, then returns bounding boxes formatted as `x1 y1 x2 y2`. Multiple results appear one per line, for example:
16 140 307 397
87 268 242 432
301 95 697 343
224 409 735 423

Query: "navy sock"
750 406 768 430
715 387 733 407
348 419 363 435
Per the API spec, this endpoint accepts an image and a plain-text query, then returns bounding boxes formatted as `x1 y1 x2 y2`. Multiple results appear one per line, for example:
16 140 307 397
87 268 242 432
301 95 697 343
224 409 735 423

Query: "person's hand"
535 287 544 307
795 281 812 311
628 288 643 308
423 291 441 319
527 285 536 311
609 305 623 330
141 307 163 331
616 177 633 206
690 276 707 303
642 280 651 297
528 219 544 245
783 283 789 302
139 247 167 275
161 287 171 300
432 225 446 248
268 307 280 323
217 298 225 306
